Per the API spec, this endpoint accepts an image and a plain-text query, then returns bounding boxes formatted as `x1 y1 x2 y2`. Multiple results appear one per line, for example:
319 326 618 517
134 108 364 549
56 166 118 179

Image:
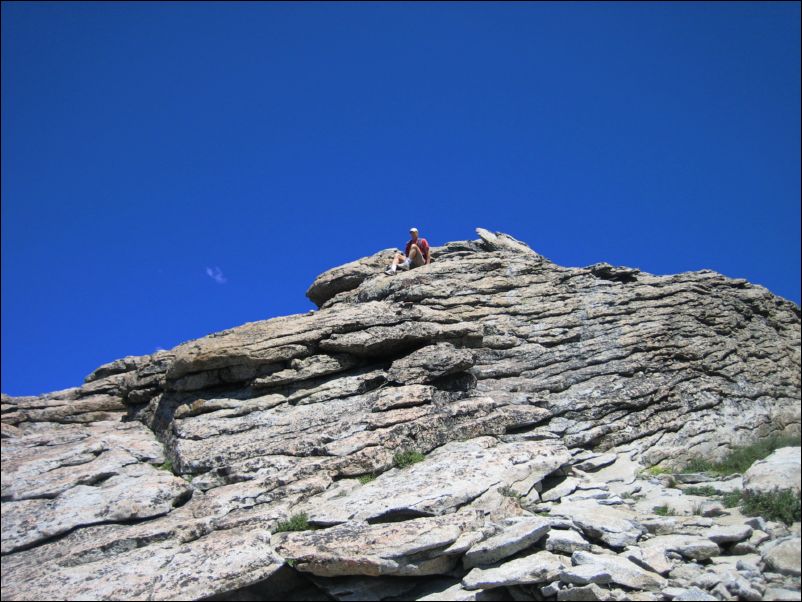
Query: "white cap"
409 227 418 233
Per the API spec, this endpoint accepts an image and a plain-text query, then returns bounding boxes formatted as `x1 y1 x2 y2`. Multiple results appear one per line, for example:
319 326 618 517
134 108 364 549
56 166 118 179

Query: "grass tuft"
739 489 801 526
393 450 426 469
644 466 672 476
157 459 174 474
682 485 718 497
274 513 310 533
720 490 743 508
653 505 676 516
358 473 377 484
499 485 524 500
681 435 801 476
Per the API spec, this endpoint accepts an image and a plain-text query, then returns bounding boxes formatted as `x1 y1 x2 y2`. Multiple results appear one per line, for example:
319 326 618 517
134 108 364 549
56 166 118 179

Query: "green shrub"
740 489 801 526
644 466 672 476
393 450 425 469
720 490 743 508
682 457 715 473
358 473 376 484
499 485 524 500
653 505 675 516
274 513 310 533
681 435 801 476
683 485 718 497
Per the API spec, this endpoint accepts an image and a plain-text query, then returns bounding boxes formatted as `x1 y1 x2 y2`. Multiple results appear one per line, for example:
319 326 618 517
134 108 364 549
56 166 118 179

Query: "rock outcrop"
2 228 800 600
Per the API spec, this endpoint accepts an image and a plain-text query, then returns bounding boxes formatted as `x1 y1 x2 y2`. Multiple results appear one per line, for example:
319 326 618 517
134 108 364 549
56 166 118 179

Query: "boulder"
706 523 752 545
641 534 720 563
761 536 802 577
570 551 667 591
463 516 550 568
274 513 479 577
743 447 801 495
306 249 397 307
462 550 566 590
550 500 644 548
2 228 800 601
305 437 569 525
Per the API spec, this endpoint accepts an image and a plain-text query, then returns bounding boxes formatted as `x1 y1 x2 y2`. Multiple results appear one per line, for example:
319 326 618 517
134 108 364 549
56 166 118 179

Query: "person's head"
409 227 419 240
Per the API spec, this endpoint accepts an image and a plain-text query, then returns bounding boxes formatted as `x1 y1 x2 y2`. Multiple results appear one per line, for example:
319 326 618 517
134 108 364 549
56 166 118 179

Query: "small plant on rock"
721 490 743 508
740 489 801 526
499 485 524 501
680 435 802 476
683 485 718 497
653 505 676 517
274 513 310 533
393 450 425 469
358 473 377 484
644 466 672 476
157 459 174 474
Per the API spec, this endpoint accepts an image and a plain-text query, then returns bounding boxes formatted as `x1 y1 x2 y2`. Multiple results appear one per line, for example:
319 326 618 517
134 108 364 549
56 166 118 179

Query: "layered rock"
1 228 799 600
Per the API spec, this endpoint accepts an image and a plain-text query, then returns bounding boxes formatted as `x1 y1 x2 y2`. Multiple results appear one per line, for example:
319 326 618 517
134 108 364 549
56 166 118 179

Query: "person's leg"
410 247 426 267
397 245 418 269
386 252 406 274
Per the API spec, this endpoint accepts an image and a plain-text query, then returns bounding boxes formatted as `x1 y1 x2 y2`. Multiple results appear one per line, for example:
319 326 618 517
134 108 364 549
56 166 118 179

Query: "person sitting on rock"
385 227 431 275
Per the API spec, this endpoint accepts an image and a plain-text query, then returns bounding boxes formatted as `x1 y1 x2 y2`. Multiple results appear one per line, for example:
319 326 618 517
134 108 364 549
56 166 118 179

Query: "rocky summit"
1 228 800 601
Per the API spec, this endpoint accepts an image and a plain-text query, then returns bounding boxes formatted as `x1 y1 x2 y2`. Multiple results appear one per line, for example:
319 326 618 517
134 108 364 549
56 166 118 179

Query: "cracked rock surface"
1 228 800 600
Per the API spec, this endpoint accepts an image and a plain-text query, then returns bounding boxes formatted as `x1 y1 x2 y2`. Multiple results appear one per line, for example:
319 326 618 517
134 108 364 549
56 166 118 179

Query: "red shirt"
406 237 430 262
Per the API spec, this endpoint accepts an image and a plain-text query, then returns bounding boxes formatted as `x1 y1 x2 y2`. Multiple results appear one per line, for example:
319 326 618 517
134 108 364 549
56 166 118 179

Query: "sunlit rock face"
2 228 799 600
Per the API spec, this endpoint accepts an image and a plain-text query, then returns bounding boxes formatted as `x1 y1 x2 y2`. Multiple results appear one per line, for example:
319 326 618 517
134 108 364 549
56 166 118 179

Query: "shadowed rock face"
1 228 799 601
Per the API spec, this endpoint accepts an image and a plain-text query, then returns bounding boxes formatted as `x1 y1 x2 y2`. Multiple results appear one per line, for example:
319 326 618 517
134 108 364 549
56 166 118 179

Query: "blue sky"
2 2 800 396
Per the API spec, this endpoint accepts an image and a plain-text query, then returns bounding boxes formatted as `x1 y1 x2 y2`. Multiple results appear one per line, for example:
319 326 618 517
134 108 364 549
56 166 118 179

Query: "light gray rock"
556 583 612 601
709 582 732 600
274 513 479 577
707 524 753 545
306 437 569 525
761 537 802 577
2 229 800 600
0 524 285 601
725 575 763 601
417 582 508 601
671 587 717 601
387 342 474 385
764 586 802 601
371 384 436 412
571 551 667 591
743 447 801 494
462 550 566 589
542 477 580 502
691 571 722 589
550 500 644 548
463 516 550 568
641 534 720 562
1 462 191 554
744 516 768 532
574 453 618 472
306 248 398 307
540 580 563 597
545 529 593 555
559 564 612 585
699 500 727 517
623 545 673 576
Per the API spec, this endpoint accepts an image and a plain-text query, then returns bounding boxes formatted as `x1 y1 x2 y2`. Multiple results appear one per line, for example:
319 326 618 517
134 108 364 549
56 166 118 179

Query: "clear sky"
2 2 800 396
